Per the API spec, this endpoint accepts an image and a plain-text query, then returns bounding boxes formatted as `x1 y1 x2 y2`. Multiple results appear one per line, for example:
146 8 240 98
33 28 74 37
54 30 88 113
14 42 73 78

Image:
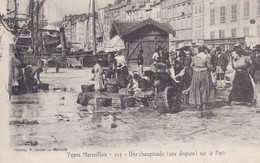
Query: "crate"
96 97 112 107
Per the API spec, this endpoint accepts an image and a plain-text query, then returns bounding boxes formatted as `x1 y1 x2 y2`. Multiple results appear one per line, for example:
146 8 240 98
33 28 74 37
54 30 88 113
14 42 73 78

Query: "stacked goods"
156 86 181 113
120 95 136 109
77 93 89 106
81 84 94 93
96 97 112 107
106 79 119 93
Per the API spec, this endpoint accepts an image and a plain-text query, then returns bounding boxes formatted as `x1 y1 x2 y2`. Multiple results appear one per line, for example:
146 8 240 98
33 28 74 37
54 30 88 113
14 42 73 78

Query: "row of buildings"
61 0 260 52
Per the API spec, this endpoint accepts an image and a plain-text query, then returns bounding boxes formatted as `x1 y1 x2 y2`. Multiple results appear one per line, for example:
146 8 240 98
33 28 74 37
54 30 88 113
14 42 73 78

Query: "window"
244 27 249 36
210 31 215 39
231 4 237 20
231 28 237 37
244 0 249 18
220 6 225 23
199 4 202 13
258 0 260 15
195 5 198 14
219 30 225 38
210 9 215 25
257 25 260 35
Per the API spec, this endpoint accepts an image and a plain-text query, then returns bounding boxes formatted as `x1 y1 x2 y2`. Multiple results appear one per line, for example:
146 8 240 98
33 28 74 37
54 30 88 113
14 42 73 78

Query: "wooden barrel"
96 97 112 107
81 84 94 93
106 84 118 93
120 95 136 109
156 86 181 113
77 93 89 106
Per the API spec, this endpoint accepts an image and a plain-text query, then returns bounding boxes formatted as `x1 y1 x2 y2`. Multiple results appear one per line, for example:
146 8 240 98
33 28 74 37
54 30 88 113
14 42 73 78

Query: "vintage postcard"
0 0 260 162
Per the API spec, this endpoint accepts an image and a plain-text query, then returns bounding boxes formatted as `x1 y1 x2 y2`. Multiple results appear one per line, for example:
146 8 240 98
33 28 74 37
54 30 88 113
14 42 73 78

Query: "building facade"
192 0 205 46
161 0 192 49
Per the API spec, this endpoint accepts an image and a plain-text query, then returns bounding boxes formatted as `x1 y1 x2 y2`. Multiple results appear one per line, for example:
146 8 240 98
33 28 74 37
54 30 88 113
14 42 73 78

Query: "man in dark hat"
213 47 229 88
250 44 260 84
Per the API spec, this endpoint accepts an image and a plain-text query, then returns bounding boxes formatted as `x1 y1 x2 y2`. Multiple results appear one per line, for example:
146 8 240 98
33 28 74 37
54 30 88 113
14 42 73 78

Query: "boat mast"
29 0 35 56
92 0 96 55
14 0 18 31
35 0 39 56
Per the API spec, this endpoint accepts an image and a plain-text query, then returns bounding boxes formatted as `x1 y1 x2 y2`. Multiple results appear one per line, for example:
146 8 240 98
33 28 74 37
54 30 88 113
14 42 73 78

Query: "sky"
44 0 115 22
0 0 115 23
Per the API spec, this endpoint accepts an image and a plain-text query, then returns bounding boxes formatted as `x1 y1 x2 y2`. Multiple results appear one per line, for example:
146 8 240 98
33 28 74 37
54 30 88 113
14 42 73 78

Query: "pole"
60 27 68 56
35 0 39 56
14 0 18 31
30 0 35 56
92 0 96 55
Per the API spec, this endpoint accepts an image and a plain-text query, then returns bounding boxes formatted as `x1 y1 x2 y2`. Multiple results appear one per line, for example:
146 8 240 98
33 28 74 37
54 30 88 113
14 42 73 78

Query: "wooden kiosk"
110 18 175 65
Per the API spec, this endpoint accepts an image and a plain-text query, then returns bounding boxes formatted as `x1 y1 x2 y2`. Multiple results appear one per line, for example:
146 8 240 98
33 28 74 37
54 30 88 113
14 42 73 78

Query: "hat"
233 44 243 52
216 47 222 52
176 46 191 51
253 44 260 51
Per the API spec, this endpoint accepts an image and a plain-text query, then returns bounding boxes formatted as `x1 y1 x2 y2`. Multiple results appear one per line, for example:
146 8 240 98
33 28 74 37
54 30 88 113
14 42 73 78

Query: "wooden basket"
96 97 112 107
106 78 118 85
77 93 89 106
38 83 49 90
81 84 94 93
120 95 136 109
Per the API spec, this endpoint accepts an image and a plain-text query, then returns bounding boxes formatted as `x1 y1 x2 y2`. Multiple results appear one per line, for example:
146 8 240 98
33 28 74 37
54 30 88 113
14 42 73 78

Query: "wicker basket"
106 78 118 85
96 97 112 107
38 83 49 90
120 95 136 109
156 86 181 113
81 84 94 93
77 93 89 106
106 84 118 93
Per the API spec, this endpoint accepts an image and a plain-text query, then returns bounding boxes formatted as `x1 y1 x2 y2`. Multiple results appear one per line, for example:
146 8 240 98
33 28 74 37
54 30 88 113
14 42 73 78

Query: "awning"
104 35 125 52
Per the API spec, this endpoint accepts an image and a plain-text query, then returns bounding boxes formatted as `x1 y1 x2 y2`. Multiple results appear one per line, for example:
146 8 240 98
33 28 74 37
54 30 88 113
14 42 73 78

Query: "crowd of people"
92 43 260 112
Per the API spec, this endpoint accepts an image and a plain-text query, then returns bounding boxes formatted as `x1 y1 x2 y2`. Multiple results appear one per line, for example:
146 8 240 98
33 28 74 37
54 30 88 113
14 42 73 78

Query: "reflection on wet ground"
9 69 260 149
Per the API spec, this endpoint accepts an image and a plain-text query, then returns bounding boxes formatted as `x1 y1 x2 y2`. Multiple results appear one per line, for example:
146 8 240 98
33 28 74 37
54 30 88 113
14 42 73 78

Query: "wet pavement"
9 68 260 149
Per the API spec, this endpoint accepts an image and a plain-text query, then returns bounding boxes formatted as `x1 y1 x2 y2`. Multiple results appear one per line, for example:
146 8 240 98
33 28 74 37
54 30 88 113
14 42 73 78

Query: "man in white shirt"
115 50 129 88
151 46 163 72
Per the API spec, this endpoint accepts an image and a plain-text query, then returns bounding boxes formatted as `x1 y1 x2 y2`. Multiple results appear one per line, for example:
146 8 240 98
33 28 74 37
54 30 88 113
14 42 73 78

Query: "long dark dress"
228 56 254 103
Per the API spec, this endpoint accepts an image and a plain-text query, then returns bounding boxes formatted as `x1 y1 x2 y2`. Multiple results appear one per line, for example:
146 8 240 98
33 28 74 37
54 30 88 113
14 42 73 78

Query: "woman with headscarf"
227 46 254 106
189 46 215 110
92 59 105 91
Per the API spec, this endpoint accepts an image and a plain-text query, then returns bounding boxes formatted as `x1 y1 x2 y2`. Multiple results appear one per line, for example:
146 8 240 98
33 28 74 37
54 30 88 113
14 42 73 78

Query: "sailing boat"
0 0 63 98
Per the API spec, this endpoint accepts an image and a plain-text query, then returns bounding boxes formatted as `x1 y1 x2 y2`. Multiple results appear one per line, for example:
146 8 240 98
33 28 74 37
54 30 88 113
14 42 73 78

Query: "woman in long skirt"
228 49 254 105
93 59 105 91
189 46 215 110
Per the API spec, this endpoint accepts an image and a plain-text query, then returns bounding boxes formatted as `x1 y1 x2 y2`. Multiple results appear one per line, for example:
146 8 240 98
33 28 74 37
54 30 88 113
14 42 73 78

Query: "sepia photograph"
0 0 260 162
